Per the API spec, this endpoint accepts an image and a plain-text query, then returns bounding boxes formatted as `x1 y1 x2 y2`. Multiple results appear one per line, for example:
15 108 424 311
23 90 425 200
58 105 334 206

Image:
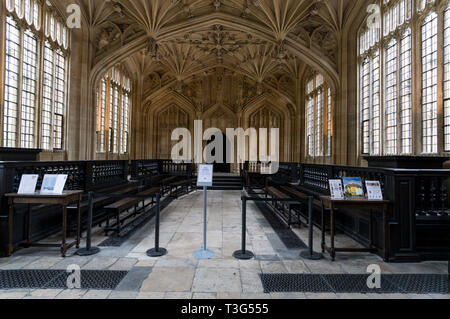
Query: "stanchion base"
300 250 323 260
147 248 168 257
233 250 255 260
76 246 101 256
193 249 214 260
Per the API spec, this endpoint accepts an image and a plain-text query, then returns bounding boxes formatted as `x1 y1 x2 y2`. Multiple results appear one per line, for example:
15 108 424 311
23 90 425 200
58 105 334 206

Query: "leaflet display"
197 164 214 187
366 181 384 200
18 175 39 194
40 175 68 195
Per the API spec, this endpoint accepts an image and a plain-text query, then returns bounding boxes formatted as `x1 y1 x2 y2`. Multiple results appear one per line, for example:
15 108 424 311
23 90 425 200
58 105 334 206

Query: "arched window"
305 73 333 158
96 67 132 155
2 0 69 150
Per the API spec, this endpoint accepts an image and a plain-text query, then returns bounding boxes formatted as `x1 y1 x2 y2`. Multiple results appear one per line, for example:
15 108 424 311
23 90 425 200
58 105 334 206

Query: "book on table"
342 177 365 199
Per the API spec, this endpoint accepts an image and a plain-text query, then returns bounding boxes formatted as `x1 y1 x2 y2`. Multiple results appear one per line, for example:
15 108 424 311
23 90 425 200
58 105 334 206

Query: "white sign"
329 179 345 200
197 164 214 187
41 174 68 195
18 175 39 194
366 181 383 200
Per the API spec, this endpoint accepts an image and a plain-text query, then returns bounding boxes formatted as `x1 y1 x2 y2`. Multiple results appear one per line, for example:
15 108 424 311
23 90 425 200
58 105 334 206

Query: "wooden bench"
280 185 335 232
265 187 302 227
169 178 196 198
103 187 160 235
150 175 179 195
161 176 179 195
66 183 140 232
279 186 322 207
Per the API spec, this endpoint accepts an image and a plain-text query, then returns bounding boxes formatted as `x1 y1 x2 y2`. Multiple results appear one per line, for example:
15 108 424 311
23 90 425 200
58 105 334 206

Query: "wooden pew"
161 176 179 195
66 182 140 233
265 186 302 227
279 185 322 208
169 178 196 199
103 187 160 235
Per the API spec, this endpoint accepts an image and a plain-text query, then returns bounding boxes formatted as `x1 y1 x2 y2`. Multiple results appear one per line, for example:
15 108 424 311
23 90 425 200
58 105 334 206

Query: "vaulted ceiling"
55 0 365 102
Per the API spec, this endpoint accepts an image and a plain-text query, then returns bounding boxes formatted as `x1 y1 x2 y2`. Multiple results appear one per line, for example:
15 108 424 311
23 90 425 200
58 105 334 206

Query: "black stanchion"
448 254 449 281
300 196 323 260
76 192 100 256
147 193 167 257
233 196 255 260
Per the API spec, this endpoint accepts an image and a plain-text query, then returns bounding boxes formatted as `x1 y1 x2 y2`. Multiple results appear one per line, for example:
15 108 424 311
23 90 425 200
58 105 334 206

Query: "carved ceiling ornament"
84 0 353 60
71 0 361 107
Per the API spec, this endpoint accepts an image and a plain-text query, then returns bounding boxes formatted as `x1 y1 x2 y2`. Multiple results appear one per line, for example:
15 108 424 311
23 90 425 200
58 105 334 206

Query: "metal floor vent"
99 197 174 247
0 270 128 290
260 274 450 294
255 201 307 249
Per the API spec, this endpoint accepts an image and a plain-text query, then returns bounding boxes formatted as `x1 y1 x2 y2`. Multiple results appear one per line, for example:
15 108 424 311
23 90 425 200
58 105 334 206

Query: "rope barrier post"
300 196 323 260
233 196 254 260
147 193 167 257
76 192 100 256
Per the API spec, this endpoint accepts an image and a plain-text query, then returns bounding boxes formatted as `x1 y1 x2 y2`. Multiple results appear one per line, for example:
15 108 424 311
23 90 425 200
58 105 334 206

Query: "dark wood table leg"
383 206 388 261
8 202 14 256
330 204 336 261
61 204 67 257
448 256 450 281
26 204 32 248
76 199 81 249
321 202 325 253
369 209 373 249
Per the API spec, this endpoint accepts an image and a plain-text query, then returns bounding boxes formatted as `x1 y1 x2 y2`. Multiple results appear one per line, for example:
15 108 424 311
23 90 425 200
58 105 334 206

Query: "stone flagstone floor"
0 190 448 299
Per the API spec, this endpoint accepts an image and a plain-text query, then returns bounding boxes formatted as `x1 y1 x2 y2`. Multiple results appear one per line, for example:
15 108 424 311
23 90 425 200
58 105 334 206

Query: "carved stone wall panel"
248 105 285 161
155 104 190 159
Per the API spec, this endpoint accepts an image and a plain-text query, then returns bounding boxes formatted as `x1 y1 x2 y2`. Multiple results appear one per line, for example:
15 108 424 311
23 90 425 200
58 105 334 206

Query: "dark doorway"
206 131 231 173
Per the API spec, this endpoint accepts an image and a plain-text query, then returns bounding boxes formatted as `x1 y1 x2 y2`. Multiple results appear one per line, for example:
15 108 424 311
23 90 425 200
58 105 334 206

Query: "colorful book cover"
342 177 365 199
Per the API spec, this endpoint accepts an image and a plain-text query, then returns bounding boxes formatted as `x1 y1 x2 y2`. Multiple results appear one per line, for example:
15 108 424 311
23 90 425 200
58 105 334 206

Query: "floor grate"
260 274 450 294
0 270 128 290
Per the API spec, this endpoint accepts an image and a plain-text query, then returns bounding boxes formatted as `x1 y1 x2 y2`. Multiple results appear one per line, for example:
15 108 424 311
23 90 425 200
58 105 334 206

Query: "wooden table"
320 196 390 261
5 191 83 257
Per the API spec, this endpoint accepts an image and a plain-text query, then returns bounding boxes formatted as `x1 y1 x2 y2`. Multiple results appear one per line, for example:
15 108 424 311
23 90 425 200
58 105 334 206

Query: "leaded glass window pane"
54 50 66 149
3 16 20 148
41 42 54 150
421 12 438 154
444 6 450 151
20 29 38 149
400 28 412 154
385 40 398 155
